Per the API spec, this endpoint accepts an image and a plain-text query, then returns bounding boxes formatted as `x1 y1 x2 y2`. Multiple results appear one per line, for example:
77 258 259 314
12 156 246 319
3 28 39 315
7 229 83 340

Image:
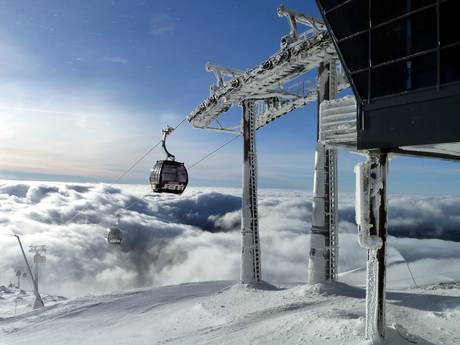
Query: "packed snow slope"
1 281 460 345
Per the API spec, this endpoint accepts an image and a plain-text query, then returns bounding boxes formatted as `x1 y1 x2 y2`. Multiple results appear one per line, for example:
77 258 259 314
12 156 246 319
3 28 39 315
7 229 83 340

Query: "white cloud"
103 56 129 64
150 14 176 36
0 81 172 179
1 182 459 298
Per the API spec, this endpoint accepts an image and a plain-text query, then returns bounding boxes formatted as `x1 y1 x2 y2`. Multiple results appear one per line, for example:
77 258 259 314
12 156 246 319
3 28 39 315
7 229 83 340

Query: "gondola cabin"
107 227 123 245
150 160 188 194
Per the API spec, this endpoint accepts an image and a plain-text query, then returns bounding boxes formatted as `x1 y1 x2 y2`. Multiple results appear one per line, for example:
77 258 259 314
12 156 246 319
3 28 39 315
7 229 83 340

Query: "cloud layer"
1 181 460 298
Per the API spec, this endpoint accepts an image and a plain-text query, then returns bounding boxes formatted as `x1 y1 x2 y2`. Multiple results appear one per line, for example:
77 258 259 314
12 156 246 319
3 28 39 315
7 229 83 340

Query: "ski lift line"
63 118 234 226
71 134 240 228
123 135 241 210
63 119 190 226
114 117 188 183
119 135 241 212
114 140 163 182
188 134 242 170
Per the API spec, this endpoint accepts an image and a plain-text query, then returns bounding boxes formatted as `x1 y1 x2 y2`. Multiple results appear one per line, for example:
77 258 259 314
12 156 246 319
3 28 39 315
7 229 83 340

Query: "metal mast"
12 235 44 309
308 60 339 284
241 100 261 284
187 5 348 286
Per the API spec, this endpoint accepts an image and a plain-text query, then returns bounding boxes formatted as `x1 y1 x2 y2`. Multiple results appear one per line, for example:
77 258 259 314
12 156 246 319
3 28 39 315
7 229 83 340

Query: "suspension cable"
61 114 241 225
63 117 190 225
121 134 241 213
114 140 162 183
114 117 188 183
189 134 241 170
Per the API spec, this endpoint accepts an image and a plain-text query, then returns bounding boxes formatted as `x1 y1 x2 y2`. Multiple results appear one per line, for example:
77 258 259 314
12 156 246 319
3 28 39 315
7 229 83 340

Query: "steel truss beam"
187 25 338 129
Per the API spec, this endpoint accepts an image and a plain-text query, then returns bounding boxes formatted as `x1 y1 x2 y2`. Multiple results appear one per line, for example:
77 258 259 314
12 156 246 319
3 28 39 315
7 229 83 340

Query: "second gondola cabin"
107 214 123 245
107 227 122 245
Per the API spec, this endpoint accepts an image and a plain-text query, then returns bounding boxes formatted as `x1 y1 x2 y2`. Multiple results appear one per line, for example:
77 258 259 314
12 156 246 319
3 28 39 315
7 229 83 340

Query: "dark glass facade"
318 0 459 100
317 0 460 154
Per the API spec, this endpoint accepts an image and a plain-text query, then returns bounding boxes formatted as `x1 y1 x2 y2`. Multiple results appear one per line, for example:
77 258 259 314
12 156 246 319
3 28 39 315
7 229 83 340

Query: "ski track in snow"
1 281 459 345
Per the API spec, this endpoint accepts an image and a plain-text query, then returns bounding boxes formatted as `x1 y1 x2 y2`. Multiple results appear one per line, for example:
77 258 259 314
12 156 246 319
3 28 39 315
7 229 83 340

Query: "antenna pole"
240 100 262 284
12 235 44 309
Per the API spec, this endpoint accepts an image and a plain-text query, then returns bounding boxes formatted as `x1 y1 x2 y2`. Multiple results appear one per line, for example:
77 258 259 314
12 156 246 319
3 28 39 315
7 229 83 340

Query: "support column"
355 152 388 342
308 60 339 284
241 100 262 284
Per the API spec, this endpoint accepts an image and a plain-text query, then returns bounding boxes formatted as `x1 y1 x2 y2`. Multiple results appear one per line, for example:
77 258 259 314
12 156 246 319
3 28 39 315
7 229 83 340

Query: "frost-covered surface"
1 281 459 345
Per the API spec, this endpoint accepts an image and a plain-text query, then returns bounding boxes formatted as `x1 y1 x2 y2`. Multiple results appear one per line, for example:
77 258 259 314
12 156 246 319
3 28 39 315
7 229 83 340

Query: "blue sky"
0 0 459 195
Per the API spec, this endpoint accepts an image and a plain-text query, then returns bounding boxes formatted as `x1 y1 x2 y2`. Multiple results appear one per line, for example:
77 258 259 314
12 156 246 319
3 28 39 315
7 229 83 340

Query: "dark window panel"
372 0 406 25
440 1 458 46
411 52 437 89
441 44 460 84
352 70 369 100
371 19 407 65
371 7 436 66
411 0 437 10
319 0 347 12
371 61 407 98
326 0 369 40
411 7 437 54
371 0 436 26
338 32 369 72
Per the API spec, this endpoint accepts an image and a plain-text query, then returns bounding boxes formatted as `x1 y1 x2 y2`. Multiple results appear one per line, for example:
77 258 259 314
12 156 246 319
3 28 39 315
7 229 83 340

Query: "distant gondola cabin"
107 227 123 245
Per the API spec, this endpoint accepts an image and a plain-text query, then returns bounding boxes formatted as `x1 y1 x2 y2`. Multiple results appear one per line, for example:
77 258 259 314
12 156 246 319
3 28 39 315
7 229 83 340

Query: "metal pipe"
355 152 388 342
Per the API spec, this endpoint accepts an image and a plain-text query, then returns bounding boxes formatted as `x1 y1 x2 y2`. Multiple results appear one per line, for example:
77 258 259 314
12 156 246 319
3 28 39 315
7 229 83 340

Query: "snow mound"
1 281 459 345
0 286 66 317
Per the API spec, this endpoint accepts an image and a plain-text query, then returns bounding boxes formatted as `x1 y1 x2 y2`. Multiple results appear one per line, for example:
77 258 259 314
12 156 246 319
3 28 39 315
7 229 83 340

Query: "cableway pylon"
187 5 349 286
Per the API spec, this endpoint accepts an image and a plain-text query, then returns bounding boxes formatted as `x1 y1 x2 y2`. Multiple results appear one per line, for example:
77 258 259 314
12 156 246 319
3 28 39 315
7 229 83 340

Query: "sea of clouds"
0 180 459 298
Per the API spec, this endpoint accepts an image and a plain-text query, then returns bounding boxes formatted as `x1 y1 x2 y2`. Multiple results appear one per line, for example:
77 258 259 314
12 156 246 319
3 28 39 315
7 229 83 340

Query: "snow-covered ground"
0 286 65 317
1 280 459 345
1 180 460 344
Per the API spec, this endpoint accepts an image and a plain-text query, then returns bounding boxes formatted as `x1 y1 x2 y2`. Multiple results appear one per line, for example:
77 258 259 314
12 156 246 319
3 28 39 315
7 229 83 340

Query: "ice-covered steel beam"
277 4 326 41
308 61 339 284
187 31 336 129
241 100 262 284
206 63 245 94
255 78 349 130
